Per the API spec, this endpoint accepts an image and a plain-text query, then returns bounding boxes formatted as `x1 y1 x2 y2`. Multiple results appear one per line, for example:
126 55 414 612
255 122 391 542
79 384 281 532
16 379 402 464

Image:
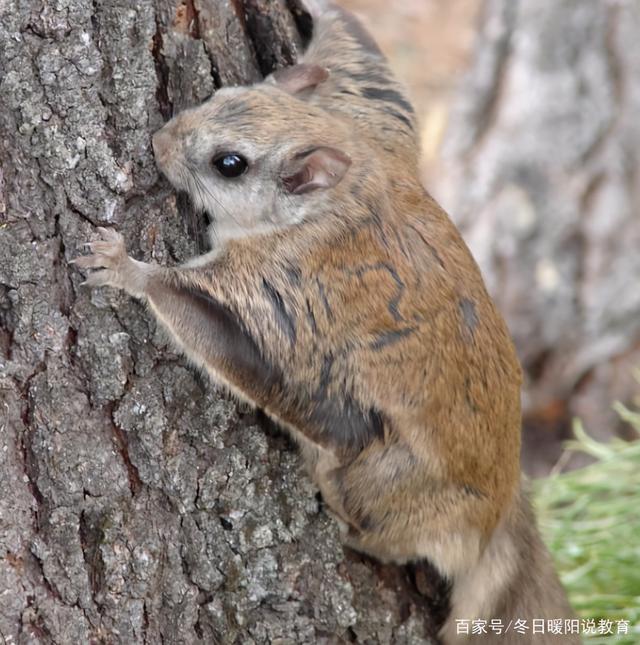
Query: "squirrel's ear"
281 146 351 195
269 64 329 95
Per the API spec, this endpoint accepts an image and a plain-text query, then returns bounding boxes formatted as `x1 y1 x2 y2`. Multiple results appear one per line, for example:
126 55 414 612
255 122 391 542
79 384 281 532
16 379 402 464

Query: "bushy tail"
441 486 579 644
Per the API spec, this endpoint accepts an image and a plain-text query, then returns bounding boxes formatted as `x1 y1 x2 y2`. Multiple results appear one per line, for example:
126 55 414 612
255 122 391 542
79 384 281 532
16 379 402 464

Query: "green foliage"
535 403 640 645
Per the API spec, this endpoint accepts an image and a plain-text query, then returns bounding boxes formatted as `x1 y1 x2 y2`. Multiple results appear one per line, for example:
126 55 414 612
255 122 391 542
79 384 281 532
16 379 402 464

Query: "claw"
83 269 115 288
71 227 126 271
88 240 118 255
72 254 109 269
70 227 131 293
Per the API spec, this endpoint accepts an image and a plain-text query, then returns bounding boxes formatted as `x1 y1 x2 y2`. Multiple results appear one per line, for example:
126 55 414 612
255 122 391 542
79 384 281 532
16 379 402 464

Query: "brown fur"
73 3 578 643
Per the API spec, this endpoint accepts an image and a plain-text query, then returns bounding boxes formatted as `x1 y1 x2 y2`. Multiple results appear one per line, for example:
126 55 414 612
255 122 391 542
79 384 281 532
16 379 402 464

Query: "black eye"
212 153 248 178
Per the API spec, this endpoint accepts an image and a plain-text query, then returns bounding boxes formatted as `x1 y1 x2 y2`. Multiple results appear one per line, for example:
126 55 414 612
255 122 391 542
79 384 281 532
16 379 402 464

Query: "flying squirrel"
72 1 577 642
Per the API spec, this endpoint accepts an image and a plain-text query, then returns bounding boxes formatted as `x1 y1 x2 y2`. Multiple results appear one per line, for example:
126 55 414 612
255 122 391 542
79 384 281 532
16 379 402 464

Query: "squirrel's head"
153 65 355 245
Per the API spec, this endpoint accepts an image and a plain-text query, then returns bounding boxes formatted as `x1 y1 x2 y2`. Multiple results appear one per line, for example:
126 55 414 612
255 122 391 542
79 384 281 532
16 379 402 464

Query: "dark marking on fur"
392 225 411 260
368 408 385 440
318 353 334 392
284 264 302 287
297 389 385 456
309 396 385 457
173 285 280 397
383 107 414 131
305 298 318 334
351 262 406 322
459 298 478 335
262 278 297 344
356 514 377 532
315 278 334 321
366 199 383 226
153 284 379 456
350 68 390 86
370 327 416 350
463 376 478 413
361 86 415 115
406 223 445 269
384 267 406 322
462 484 485 499
356 199 387 247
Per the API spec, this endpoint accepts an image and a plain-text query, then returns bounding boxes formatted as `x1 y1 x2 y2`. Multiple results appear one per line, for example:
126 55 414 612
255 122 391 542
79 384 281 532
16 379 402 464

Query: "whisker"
192 171 241 228
173 166 207 252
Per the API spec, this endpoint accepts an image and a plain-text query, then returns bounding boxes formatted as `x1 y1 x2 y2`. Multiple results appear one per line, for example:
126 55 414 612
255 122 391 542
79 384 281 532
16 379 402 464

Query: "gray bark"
0 1 444 643
439 0 640 470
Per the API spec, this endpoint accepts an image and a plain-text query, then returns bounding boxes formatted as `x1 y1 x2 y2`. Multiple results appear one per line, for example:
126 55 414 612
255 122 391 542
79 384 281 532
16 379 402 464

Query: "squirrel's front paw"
71 226 155 300
71 226 130 290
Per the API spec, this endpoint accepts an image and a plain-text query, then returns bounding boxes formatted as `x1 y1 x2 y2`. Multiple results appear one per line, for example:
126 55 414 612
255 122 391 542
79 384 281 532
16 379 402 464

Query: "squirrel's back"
300 3 419 164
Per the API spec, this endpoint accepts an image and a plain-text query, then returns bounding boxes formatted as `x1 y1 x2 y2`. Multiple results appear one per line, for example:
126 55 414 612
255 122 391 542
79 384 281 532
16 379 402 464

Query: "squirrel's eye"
212 153 248 178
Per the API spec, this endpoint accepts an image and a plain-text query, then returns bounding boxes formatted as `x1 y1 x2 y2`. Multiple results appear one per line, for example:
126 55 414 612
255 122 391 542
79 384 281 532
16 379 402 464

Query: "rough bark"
439 0 640 471
0 1 445 643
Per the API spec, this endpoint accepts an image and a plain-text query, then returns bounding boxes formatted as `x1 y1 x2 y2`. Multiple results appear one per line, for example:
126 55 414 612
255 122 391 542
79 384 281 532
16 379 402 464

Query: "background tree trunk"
0 1 446 643
438 0 640 473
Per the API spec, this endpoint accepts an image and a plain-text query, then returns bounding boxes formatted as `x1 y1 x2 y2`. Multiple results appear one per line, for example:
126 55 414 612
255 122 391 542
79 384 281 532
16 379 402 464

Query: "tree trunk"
439 0 640 472
0 1 445 643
